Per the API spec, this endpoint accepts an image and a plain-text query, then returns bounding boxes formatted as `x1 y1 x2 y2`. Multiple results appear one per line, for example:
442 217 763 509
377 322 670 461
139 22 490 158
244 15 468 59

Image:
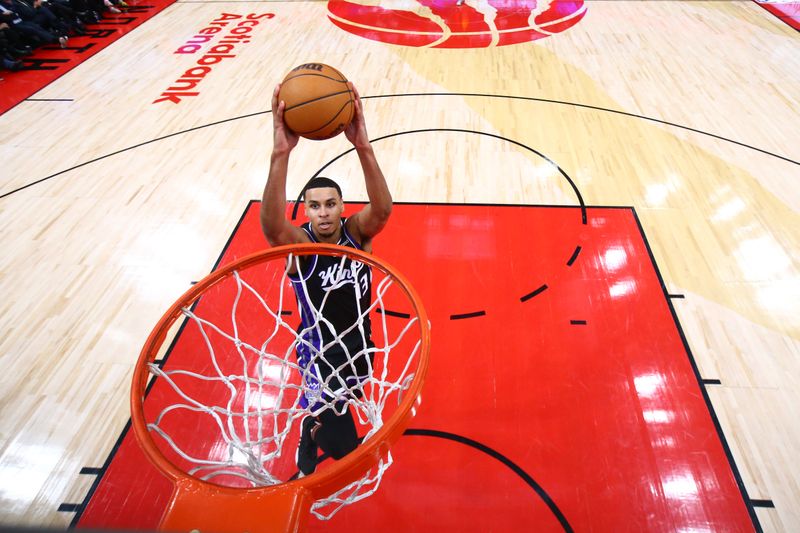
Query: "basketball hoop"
130 243 430 532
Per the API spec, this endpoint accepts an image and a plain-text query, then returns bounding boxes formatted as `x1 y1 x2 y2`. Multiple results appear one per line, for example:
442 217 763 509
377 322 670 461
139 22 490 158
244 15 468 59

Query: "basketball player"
260 82 392 476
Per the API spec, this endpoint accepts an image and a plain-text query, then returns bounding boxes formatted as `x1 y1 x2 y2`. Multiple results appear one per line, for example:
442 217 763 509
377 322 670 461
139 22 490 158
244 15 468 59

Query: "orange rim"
130 243 430 526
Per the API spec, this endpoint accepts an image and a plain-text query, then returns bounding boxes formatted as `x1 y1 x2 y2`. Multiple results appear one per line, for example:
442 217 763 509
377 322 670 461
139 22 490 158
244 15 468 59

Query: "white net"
141 248 425 519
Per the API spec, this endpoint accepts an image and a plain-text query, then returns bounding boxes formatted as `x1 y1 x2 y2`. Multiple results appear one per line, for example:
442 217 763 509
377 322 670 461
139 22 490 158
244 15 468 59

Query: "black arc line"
521 284 548 302
404 428 574 533
295 428 574 532
362 93 799 166
4 91 796 200
292 128 587 225
376 308 411 319
566 245 581 266
450 310 486 320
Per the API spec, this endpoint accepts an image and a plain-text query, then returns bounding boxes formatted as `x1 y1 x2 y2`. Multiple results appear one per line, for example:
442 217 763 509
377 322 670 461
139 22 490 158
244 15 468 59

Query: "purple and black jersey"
289 218 374 408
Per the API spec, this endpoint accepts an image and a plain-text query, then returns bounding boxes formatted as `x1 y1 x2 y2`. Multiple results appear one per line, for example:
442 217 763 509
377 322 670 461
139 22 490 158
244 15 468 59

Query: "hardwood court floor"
0 0 798 531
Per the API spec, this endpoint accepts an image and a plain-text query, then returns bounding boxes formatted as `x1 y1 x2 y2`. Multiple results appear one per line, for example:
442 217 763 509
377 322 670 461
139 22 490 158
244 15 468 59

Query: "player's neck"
312 224 342 244
315 232 340 244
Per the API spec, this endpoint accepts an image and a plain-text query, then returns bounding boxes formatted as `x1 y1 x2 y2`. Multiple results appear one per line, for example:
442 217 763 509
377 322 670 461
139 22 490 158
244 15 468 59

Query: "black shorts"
297 340 375 409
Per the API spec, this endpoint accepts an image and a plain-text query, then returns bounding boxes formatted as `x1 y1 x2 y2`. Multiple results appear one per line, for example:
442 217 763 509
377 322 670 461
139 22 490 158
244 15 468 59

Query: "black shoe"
2 57 23 71
296 415 318 477
81 9 100 22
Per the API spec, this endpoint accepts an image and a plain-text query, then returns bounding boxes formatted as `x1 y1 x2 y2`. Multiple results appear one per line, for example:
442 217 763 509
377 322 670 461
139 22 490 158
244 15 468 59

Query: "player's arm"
261 84 308 246
344 84 392 242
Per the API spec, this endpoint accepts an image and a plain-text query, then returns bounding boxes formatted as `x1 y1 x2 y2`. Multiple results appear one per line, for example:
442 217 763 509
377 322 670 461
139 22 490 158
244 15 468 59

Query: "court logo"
326 0 586 48
153 13 274 104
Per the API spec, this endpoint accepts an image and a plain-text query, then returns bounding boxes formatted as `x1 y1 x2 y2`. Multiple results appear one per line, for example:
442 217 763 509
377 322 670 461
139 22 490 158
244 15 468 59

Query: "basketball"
278 63 355 141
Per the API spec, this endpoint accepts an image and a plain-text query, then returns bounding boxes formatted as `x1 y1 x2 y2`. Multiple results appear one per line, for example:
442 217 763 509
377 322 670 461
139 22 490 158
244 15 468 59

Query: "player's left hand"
345 83 370 150
272 83 299 154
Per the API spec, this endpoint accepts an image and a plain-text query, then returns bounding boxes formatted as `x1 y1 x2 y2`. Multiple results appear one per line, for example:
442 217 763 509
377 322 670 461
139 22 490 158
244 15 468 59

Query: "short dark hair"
303 176 342 199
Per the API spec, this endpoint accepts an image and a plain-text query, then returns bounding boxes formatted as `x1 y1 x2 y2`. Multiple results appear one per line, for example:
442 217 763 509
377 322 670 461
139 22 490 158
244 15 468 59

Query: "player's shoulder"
343 217 374 252
282 223 312 245
342 216 360 242
343 213 361 238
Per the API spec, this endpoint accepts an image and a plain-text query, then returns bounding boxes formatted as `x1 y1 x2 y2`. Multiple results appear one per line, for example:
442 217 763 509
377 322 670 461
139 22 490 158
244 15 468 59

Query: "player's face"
304 187 344 241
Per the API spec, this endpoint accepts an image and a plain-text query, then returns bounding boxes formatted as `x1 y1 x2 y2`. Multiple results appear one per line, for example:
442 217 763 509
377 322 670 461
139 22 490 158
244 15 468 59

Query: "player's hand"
272 84 299 155
345 83 370 150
